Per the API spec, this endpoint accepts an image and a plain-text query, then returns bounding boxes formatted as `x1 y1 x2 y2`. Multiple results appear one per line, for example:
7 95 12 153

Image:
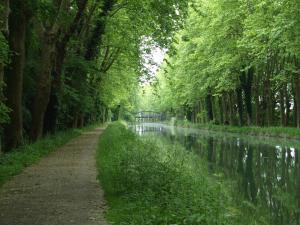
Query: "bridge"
135 111 164 122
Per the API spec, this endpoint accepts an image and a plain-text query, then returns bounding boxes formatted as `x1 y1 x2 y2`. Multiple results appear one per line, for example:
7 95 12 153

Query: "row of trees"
145 0 300 128
172 132 299 225
0 0 188 152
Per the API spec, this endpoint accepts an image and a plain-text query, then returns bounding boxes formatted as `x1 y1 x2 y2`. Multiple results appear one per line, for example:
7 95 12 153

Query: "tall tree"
141 0 300 129
3 0 32 150
43 0 89 134
30 0 89 140
0 0 10 125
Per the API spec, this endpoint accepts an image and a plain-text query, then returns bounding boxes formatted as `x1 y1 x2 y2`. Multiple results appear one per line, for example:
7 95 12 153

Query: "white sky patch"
148 47 166 75
140 38 166 84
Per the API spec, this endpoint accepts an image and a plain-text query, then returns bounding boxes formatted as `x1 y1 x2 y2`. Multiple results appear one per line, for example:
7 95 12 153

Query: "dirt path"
0 128 108 225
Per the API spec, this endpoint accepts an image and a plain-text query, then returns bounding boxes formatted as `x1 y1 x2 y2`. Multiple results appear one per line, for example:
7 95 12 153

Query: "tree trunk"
0 0 10 85
3 1 28 151
43 84 59 134
31 0 78 139
105 108 109 122
253 73 261 126
294 75 300 128
236 87 244 126
293 95 298 127
73 113 79 128
279 88 285 126
244 68 254 125
218 96 224 125
78 114 84 128
265 76 273 126
199 99 205 123
222 94 229 125
205 92 214 122
43 45 65 134
228 92 235 125
284 84 290 126
30 34 55 140
0 1 10 154
254 93 260 126
43 0 88 134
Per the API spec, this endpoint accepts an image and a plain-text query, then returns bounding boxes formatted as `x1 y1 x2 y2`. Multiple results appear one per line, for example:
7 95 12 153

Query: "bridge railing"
134 111 165 122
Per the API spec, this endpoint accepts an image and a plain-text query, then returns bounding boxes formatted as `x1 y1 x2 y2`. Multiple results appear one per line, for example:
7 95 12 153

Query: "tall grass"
97 122 236 225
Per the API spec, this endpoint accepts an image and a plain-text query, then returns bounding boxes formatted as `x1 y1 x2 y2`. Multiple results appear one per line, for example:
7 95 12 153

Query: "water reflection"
131 123 300 225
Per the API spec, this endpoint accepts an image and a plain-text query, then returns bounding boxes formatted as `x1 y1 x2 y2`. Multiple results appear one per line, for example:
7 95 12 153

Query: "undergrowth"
97 122 236 225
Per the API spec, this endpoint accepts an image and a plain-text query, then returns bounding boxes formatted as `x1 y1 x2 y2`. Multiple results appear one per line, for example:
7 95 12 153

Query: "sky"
142 46 166 84
150 47 166 74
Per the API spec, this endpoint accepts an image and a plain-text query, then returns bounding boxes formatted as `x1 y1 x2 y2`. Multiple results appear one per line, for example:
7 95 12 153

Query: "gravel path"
0 128 108 225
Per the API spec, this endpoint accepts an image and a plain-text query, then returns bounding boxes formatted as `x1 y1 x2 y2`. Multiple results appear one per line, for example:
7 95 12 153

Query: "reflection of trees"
205 136 298 224
218 139 225 167
207 137 215 162
137 126 300 225
295 150 300 225
245 146 257 202
235 142 257 202
184 134 195 151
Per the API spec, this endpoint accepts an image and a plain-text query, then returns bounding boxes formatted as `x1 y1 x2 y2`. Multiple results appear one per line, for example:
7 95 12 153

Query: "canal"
131 123 300 225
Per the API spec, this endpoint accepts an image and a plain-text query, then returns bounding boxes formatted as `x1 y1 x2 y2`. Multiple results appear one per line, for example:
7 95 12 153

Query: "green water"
132 123 300 225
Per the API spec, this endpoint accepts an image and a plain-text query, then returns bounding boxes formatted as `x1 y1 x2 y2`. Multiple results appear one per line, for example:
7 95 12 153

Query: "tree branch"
109 2 129 17
101 48 121 73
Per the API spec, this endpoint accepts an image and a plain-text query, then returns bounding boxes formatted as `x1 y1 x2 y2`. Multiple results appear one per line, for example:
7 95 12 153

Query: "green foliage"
140 0 300 127
0 102 10 124
0 0 190 150
97 122 235 225
0 33 8 65
95 0 189 117
0 32 10 124
47 0 190 124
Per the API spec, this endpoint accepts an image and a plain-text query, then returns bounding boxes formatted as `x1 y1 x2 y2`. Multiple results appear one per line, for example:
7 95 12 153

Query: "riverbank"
171 120 300 140
97 122 236 225
0 124 100 186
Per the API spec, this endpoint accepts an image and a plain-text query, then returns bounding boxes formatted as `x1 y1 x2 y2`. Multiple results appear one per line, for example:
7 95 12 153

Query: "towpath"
0 128 107 225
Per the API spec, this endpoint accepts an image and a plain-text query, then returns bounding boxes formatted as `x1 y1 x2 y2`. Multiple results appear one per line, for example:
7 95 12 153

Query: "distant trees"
148 0 300 128
0 0 188 152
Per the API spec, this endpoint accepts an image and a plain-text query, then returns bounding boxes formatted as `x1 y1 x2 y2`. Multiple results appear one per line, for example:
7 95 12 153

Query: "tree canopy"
1 0 300 151
0 0 188 151
141 0 300 128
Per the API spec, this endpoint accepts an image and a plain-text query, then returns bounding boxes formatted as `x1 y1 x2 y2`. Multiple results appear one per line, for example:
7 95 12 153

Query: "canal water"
131 123 300 225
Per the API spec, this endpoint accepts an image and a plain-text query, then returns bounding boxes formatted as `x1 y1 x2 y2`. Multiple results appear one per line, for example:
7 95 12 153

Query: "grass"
97 122 236 225
171 119 300 140
0 124 99 187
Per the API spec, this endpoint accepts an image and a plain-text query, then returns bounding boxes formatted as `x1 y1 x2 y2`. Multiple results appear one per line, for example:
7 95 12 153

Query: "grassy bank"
97 122 236 225
0 125 98 186
171 120 300 140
